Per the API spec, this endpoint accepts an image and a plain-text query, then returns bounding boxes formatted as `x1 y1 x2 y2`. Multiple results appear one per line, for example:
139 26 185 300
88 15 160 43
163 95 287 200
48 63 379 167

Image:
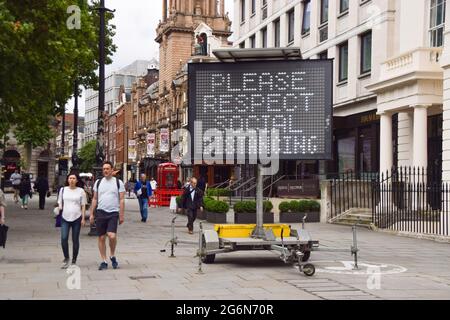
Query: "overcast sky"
67 0 235 116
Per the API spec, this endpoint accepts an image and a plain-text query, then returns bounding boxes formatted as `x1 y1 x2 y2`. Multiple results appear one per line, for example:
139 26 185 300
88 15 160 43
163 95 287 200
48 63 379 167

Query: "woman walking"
58 174 87 269
19 175 32 210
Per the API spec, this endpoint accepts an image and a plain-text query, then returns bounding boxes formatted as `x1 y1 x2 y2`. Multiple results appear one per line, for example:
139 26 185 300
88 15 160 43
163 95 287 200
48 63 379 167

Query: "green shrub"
205 198 229 213
297 200 309 213
203 196 214 205
243 201 256 213
263 201 273 213
308 200 320 211
289 200 300 212
278 201 291 213
233 200 273 213
233 201 245 213
206 188 231 197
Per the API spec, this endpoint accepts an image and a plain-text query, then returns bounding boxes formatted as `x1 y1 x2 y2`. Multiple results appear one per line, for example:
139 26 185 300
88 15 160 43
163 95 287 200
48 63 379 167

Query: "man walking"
134 174 152 223
89 162 126 271
35 175 49 210
10 170 21 204
180 177 204 234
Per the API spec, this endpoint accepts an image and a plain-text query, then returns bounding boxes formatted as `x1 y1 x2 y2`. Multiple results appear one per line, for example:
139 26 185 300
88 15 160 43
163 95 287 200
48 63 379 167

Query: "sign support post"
252 164 265 238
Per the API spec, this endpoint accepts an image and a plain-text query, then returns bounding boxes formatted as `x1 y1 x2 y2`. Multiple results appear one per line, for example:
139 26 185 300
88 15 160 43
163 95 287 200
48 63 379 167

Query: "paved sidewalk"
0 193 450 300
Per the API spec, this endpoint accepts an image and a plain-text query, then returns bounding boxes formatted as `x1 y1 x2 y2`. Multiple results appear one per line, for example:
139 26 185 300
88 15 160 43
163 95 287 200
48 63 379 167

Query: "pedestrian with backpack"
89 161 126 271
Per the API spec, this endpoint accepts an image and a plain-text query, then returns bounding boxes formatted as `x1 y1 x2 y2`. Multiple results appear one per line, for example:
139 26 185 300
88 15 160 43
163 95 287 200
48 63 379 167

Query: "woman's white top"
58 187 87 222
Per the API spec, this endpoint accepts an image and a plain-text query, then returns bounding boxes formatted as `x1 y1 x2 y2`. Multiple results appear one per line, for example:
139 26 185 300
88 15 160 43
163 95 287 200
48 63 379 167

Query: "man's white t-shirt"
10 173 21 186
58 187 87 222
94 177 125 213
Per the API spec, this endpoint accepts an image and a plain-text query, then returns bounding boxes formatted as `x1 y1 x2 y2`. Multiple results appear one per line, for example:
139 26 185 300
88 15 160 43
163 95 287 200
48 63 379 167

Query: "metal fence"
330 171 376 220
373 167 449 236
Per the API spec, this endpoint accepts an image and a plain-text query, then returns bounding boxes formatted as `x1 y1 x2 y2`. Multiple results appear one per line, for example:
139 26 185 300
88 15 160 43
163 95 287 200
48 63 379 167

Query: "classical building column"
379 112 393 176
412 105 429 170
397 111 414 168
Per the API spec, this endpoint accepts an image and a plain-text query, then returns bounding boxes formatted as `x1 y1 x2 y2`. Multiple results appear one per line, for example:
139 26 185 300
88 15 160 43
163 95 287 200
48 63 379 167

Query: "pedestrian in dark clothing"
35 176 50 210
179 177 204 234
197 176 207 192
19 175 32 210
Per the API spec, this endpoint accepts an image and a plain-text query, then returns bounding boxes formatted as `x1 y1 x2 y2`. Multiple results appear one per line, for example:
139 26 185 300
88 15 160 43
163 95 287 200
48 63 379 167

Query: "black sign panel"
188 60 333 160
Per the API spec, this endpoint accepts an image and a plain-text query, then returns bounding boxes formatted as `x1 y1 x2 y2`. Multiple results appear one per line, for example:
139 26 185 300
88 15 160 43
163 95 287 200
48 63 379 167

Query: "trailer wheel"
301 251 311 262
302 263 315 277
201 254 216 264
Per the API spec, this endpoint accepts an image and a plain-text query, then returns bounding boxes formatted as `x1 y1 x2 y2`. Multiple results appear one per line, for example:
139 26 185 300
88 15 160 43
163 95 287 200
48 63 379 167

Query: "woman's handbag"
55 188 64 228
46 191 51 198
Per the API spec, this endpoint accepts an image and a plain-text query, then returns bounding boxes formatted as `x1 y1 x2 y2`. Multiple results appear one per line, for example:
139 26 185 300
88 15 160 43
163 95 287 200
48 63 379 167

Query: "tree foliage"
79 140 97 173
0 0 116 147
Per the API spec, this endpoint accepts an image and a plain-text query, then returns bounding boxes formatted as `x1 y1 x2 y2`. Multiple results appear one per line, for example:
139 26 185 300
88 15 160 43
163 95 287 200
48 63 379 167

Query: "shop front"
329 110 386 177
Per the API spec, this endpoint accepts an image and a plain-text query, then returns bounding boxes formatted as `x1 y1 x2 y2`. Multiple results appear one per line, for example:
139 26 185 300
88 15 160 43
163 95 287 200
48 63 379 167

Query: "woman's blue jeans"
61 217 82 261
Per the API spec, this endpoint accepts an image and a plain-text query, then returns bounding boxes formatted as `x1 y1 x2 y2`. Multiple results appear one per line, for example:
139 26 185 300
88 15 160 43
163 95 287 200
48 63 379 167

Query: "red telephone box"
151 163 182 207
157 163 179 189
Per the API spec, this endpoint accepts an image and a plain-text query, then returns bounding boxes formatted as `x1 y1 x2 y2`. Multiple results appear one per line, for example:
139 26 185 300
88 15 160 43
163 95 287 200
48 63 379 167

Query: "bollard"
170 216 177 258
197 222 204 274
351 225 359 270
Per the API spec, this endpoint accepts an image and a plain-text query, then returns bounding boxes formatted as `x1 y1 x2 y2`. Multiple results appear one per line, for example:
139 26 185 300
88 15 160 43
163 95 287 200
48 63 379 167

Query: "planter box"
234 212 274 224
279 211 320 223
279 212 303 223
206 211 227 224
197 209 207 220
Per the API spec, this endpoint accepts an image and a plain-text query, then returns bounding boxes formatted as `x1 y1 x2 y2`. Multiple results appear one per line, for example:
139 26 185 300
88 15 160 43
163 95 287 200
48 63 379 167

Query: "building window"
262 0 268 20
261 27 268 48
339 42 349 82
251 0 256 15
241 0 246 23
319 24 328 42
340 0 349 14
302 0 311 35
320 0 329 24
430 0 446 47
239 41 245 48
338 136 356 173
288 10 295 44
250 34 256 48
318 51 328 59
360 31 372 74
274 19 281 47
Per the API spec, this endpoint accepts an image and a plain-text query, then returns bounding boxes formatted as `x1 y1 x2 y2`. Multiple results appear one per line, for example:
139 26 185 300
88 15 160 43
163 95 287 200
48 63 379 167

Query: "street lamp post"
58 105 68 189
90 0 115 237
71 80 80 175
93 0 115 177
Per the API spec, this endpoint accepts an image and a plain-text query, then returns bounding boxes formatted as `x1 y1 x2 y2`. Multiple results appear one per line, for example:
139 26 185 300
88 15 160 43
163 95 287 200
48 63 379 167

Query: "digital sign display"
188 60 333 160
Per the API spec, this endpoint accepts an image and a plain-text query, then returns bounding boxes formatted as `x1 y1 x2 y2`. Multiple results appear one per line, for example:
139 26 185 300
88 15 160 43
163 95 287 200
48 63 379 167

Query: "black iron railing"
373 167 448 236
330 171 376 220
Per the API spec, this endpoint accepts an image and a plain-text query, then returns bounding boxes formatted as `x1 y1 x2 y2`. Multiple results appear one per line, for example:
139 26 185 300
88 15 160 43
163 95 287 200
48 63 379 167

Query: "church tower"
156 0 232 97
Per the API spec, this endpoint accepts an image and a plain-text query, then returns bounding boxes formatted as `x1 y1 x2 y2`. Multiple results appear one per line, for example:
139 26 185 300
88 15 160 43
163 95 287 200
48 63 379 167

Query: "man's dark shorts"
13 185 20 191
95 209 119 236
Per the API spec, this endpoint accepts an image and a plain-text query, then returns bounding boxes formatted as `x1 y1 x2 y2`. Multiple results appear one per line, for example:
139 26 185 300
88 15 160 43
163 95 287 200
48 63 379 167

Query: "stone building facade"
130 0 232 184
